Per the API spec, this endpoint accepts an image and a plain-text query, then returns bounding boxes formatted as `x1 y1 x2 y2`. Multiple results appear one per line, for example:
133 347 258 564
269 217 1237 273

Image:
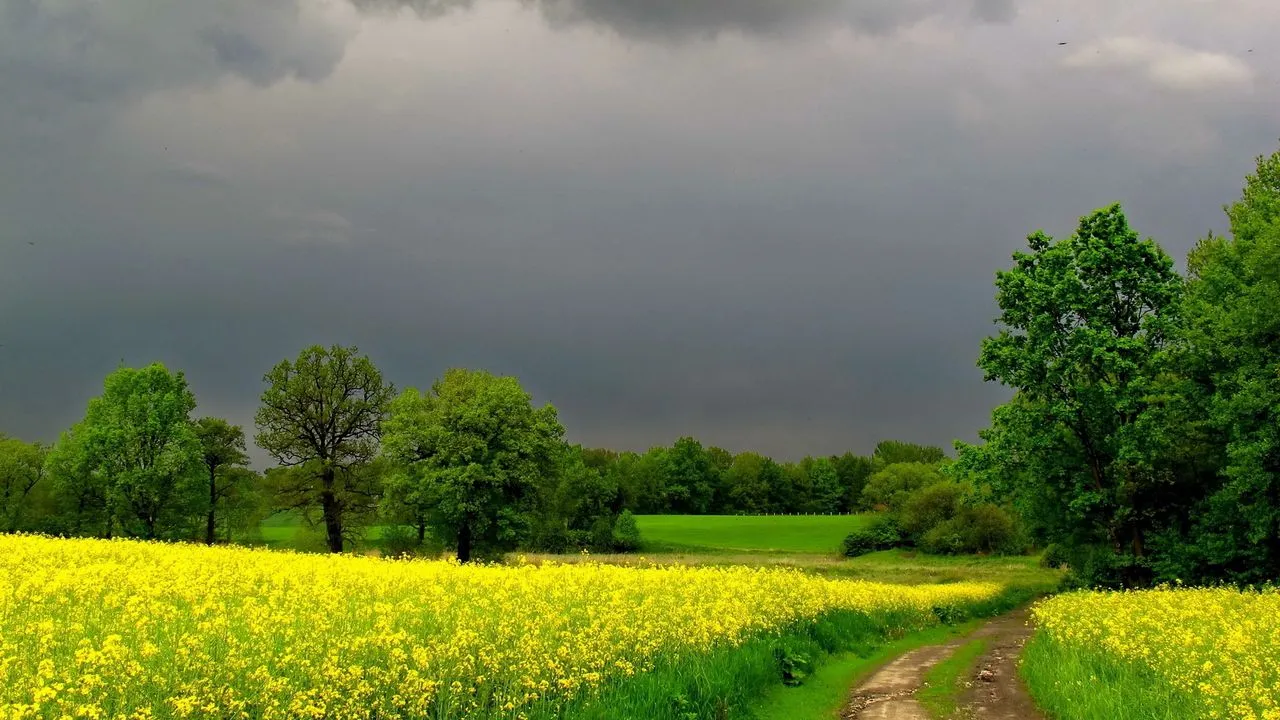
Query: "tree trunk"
205 466 218 545
321 467 343 553
457 522 472 563
416 519 426 546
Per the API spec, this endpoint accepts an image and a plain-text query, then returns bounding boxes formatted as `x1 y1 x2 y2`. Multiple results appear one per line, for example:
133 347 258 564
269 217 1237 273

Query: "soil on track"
842 608 1044 720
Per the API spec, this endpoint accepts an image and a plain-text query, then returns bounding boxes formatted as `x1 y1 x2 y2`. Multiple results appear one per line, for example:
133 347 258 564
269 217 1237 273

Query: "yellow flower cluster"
0 535 999 720
1033 587 1280 720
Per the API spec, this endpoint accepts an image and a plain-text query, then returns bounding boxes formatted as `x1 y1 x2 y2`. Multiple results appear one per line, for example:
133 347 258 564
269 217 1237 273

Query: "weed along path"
842 609 1042 720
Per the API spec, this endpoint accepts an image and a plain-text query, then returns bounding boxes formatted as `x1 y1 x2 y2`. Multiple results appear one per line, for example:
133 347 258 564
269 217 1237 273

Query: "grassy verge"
1020 633 1196 720
917 636 988 718
554 588 1034 720
749 620 985 720
636 514 876 554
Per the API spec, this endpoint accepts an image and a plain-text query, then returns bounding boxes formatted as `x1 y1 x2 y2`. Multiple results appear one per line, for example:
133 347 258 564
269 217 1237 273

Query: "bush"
918 504 1021 555
961 504 1020 554
1039 543 1069 569
842 515 904 556
900 481 965 538
612 510 642 552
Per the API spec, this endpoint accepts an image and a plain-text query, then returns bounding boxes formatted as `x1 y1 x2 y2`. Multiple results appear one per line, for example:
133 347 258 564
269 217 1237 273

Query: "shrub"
1039 543 1069 569
961 504 1019 554
842 515 904 556
918 504 1021 555
900 481 966 538
612 510 642 552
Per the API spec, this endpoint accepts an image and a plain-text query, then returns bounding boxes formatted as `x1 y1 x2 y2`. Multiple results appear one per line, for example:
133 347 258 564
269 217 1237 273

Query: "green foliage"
773 644 813 687
803 457 843 514
612 510 642 552
255 345 394 553
381 368 565 562
46 363 203 539
841 515 904 557
960 145 1280 587
919 504 1020 556
861 462 946 512
1151 147 1280 585
0 436 48 532
193 417 251 545
899 481 966 538
1040 543 1069 569
833 452 875 512
661 437 718 515
962 204 1183 585
872 441 946 468
1021 633 1197 720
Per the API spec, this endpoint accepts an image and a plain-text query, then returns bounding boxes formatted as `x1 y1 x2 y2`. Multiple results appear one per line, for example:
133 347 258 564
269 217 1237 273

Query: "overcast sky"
1 0 1277 462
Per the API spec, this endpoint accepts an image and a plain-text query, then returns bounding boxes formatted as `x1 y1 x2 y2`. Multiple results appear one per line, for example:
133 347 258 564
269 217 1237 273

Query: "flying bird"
1058 42 1069 46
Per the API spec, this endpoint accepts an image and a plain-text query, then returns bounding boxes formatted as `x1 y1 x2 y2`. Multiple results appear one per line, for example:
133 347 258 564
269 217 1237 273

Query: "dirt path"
842 609 1043 720
956 609 1042 719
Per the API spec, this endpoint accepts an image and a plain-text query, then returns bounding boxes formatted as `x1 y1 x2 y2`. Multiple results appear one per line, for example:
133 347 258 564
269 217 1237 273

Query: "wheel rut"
842 608 1044 720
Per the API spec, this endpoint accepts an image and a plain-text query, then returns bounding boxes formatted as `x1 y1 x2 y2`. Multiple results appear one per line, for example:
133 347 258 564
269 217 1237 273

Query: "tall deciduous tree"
960 204 1182 585
1160 147 1280 583
193 417 251 545
872 441 946 468
0 435 48 531
45 363 203 539
255 345 394 553
382 369 564 562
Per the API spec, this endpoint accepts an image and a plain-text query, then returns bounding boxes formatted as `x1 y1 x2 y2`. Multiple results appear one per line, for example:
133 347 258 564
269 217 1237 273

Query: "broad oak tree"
255 345 394 553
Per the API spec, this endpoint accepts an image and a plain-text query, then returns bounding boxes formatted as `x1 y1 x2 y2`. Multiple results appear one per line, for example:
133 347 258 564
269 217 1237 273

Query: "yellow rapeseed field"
0 535 1001 720
1032 587 1280 720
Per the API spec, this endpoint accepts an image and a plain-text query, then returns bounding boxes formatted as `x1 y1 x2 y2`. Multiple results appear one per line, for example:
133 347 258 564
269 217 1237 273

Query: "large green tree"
193 417 251 545
833 452 875 512
722 451 771 514
662 437 718 514
959 204 1182 585
381 368 564 562
255 345 394 553
1157 147 1280 583
45 363 203 539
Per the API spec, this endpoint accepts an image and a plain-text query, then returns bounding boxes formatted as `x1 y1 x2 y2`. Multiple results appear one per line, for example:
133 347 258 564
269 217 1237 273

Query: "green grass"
253 511 407 554
749 620 986 720
917 636 989 718
635 514 875 554
1020 634 1196 720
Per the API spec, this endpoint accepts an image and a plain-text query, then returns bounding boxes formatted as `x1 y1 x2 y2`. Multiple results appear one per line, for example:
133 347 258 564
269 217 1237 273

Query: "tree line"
0 345 945 560
955 144 1280 587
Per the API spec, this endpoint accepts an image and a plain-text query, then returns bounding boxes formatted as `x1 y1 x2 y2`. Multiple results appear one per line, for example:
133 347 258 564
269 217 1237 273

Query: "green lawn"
635 514 873 554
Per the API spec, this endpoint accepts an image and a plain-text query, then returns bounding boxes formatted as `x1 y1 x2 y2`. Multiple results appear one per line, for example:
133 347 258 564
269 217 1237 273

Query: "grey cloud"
0 0 352 119
1062 37 1254 92
2 0 1279 463
359 0 1019 38
971 0 1017 23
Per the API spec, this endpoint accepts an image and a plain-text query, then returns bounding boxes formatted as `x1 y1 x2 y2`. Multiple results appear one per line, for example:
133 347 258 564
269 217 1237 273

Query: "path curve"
842 608 1043 720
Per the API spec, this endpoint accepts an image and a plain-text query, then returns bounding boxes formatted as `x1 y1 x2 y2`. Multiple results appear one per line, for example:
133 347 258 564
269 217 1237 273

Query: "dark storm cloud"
1 0 1277 463
358 0 1018 38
